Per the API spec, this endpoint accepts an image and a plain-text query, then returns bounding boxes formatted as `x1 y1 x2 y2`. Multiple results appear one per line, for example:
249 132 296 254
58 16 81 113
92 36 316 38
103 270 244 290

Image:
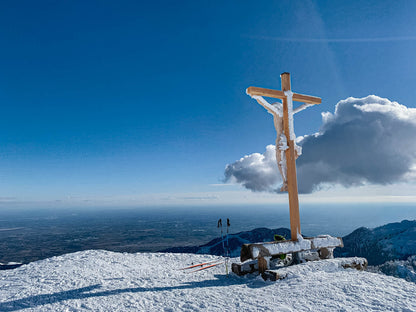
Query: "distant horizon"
2 187 416 209
1 202 415 264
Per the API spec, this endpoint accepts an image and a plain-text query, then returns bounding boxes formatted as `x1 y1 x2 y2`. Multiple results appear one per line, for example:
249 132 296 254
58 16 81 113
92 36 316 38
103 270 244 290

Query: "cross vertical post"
246 72 321 242
281 73 301 240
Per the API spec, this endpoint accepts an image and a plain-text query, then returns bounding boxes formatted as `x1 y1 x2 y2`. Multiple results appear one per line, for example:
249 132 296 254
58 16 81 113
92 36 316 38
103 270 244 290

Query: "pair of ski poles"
217 218 230 275
181 219 231 274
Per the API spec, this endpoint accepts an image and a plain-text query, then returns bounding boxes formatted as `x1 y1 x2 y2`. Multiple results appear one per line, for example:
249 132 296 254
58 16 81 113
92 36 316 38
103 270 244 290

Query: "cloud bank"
225 95 416 193
224 145 280 193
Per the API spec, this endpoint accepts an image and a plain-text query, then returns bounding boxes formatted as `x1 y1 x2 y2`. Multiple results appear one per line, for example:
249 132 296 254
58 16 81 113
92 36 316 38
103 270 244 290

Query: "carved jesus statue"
251 96 300 192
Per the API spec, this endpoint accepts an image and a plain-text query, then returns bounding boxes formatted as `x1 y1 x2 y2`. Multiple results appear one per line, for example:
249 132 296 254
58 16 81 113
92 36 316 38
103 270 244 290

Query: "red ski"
180 259 222 270
186 261 224 273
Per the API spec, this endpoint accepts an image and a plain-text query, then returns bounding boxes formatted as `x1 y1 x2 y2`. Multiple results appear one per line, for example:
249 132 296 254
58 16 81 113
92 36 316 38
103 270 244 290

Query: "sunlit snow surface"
1 250 416 311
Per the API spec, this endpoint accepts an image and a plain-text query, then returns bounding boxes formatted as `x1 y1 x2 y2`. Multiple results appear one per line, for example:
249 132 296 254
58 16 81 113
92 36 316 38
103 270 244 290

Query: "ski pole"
226 218 230 255
217 219 224 250
225 218 230 276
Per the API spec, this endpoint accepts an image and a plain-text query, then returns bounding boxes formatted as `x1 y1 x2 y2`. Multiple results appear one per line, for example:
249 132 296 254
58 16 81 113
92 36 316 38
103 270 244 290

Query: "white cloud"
224 145 281 193
224 95 416 194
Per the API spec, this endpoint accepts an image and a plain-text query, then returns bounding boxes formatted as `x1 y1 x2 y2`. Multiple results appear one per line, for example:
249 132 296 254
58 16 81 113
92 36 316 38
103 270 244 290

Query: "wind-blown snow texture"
1 250 416 311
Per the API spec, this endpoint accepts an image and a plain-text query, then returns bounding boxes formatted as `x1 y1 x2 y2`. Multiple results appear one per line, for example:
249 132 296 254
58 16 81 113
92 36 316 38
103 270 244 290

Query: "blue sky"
1 1 416 207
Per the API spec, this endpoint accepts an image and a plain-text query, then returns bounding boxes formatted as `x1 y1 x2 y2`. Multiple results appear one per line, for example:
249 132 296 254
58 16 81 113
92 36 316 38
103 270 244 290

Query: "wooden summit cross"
236 81 345 275
246 73 321 241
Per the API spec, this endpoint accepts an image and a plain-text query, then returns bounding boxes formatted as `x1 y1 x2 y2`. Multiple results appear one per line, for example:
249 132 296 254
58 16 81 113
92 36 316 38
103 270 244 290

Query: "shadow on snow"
0 274 268 311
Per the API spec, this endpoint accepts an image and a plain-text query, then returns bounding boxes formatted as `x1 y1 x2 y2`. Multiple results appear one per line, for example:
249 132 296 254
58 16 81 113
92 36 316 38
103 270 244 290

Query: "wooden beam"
262 257 367 281
240 236 344 262
246 86 321 105
292 92 322 105
281 73 301 241
231 259 259 276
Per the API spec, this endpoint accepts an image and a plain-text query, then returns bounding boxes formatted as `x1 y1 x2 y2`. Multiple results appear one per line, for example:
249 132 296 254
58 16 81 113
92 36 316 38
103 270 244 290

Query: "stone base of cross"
246 73 321 240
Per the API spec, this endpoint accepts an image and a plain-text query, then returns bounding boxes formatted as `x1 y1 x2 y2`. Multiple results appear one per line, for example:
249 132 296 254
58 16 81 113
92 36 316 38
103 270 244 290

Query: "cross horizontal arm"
247 86 321 105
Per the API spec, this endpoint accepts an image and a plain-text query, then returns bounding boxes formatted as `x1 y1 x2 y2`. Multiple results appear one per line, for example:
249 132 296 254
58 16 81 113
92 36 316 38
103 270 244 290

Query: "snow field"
1 250 415 311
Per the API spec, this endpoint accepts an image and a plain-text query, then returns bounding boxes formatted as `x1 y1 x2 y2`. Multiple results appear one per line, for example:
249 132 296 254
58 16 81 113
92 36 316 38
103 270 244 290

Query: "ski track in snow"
1 250 415 312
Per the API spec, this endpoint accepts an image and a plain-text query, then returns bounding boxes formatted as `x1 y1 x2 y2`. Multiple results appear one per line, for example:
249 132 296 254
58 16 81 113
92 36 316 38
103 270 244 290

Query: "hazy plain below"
0 203 415 264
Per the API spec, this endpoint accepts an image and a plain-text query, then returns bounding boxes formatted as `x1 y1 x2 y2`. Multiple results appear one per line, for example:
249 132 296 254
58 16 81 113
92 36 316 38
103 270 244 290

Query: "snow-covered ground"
1 250 415 311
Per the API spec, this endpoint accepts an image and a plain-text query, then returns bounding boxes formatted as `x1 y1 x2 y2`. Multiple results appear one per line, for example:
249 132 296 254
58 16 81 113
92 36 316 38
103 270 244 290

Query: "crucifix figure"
246 73 321 240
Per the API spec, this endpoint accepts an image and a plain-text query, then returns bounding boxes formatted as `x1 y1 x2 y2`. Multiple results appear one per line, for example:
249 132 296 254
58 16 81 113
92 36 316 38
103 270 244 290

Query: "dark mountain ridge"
162 227 291 257
164 220 416 266
334 219 416 265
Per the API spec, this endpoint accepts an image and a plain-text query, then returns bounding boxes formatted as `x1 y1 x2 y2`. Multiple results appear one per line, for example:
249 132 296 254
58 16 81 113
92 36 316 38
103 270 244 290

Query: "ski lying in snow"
180 259 222 271
186 261 224 273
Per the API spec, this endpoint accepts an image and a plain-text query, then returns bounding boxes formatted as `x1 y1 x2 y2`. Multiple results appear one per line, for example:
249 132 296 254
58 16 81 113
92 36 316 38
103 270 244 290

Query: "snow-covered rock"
1 250 416 311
